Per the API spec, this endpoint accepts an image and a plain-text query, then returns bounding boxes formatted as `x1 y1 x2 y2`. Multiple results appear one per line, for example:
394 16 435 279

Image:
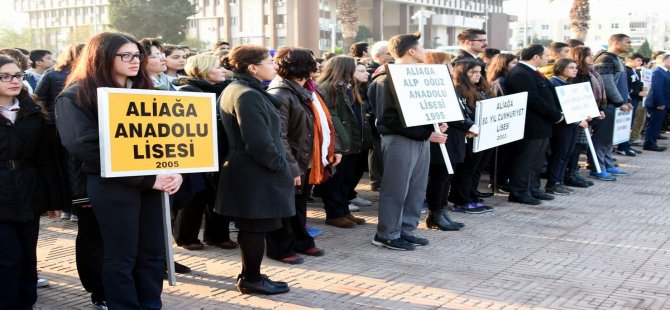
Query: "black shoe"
564 176 589 188
545 184 572 195
91 300 108 310
400 233 429 246
657 135 668 140
426 211 460 231
643 146 667 152
165 262 191 274
475 191 494 198
236 275 290 295
571 172 594 186
371 235 415 250
508 195 542 205
237 274 289 288
532 192 555 201
631 147 642 154
441 209 465 228
371 182 382 192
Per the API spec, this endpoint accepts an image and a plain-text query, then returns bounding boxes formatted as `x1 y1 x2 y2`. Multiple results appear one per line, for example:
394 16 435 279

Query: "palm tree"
337 0 358 51
550 0 590 41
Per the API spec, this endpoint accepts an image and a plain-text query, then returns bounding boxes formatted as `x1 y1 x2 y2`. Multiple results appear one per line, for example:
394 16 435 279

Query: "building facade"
13 0 111 52
189 0 516 53
513 14 669 51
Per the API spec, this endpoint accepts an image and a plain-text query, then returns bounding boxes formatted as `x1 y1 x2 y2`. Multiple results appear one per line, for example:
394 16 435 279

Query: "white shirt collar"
519 61 538 72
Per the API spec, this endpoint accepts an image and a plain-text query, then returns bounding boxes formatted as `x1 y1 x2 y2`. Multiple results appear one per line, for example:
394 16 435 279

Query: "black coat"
0 91 65 222
214 74 295 219
431 91 477 165
55 85 157 189
505 63 563 139
34 67 70 124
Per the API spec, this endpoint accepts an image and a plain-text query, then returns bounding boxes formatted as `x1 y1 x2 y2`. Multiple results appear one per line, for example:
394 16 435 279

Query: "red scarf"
304 79 336 184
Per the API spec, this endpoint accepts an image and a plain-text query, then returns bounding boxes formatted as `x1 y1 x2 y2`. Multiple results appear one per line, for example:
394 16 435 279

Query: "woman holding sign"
545 58 589 196
448 59 496 214
55 32 183 309
423 51 467 230
216 45 293 295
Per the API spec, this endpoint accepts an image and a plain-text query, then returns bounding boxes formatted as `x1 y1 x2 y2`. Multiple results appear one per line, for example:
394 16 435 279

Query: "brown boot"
325 216 355 228
345 214 366 225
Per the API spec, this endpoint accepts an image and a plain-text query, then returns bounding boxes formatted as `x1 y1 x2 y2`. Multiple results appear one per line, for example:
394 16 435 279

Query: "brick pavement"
33 150 670 309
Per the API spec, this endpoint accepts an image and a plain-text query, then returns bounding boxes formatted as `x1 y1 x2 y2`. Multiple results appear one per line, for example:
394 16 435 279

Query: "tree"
355 25 373 43
636 40 652 58
110 0 195 44
337 0 359 51
550 0 590 41
0 28 41 50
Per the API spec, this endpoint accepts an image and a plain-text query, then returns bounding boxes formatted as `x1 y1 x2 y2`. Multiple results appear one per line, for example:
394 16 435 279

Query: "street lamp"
411 9 435 45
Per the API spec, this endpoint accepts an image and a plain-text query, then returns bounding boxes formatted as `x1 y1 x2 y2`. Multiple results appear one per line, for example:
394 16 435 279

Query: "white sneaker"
60 212 71 220
349 197 372 207
348 204 360 212
70 215 78 222
36 278 49 288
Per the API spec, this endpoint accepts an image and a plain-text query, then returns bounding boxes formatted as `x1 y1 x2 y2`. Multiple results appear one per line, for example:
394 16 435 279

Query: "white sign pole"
161 190 176 286
433 123 454 174
583 127 601 173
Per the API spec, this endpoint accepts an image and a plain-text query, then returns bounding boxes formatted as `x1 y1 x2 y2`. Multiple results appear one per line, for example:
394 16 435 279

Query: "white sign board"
613 108 632 144
554 82 601 124
473 92 528 153
386 64 463 127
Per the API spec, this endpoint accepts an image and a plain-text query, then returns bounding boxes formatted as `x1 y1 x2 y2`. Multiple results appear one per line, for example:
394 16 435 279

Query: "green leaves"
109 0 195 44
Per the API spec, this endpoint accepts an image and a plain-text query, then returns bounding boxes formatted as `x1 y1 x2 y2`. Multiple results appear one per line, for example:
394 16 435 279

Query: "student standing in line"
216 45 293 295
56 32 183 309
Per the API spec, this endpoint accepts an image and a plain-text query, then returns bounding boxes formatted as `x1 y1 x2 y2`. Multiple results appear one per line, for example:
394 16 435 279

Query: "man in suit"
452 28 487 69
504 44 564 205
643 53 670 152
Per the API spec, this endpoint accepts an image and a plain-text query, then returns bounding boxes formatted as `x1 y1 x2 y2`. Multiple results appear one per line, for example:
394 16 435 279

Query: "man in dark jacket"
368 33 448 251
504 44 564 205
617 53 645 156
591 34 633 180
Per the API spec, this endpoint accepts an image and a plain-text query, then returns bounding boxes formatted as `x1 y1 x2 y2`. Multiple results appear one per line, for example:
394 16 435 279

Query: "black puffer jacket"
34 67 71 124
0 90 65 222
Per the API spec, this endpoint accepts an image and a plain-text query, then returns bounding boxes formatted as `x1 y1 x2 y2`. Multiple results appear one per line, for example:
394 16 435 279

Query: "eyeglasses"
116 53 145 62
148 53 166 59
0 73 25 82
470 39 488 42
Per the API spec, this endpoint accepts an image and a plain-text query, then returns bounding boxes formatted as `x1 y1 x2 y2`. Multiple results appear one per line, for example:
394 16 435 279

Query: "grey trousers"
376 134 430 240
588 104 616 171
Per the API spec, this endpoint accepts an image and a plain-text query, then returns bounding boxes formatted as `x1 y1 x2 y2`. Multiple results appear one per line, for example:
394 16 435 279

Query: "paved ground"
34 149 670 310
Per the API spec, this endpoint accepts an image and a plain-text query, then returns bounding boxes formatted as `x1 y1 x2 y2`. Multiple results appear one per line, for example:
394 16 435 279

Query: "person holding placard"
643 53 670 152
505 44 564 205
616 53 646 156
591 34 633 180
216 45 293 295
423 51 467 231
55 32 183 309
447 59 495 214
369 33 448 250
546 58 590 196
564 46 603 188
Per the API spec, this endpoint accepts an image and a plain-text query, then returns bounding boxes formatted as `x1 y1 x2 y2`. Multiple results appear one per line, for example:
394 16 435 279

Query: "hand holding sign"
154 174 183 195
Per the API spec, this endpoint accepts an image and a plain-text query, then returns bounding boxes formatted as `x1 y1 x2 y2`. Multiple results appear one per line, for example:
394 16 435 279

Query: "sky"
503 0 670 21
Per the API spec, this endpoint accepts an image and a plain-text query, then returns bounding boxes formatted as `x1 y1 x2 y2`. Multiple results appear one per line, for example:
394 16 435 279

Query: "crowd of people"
1 27 669 309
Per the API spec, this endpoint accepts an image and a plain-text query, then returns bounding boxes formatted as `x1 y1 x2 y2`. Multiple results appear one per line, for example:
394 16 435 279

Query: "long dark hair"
65 32 152 112
54 43 85 72
553 58 577 79
317 55 362 104
487 53 517 83
569 46 592 78
452 59 495 109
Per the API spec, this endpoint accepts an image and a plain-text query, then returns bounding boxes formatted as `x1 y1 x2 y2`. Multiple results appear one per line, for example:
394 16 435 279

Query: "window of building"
231 16 238 26
629 22 646 28
541 25 549 30
230 0 237 4
563 25 569 30
189 19 195 28
611 23 619 29
219 18 225 26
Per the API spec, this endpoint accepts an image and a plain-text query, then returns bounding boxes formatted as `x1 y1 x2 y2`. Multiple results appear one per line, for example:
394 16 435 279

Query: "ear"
246 64 257 75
